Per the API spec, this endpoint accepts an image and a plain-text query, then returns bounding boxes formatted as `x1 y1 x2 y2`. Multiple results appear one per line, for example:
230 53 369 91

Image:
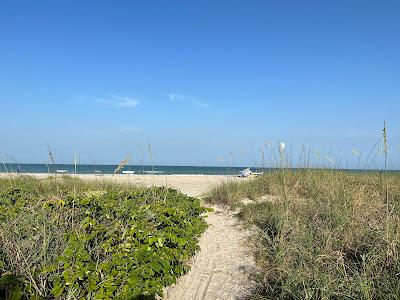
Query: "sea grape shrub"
0 177 207 299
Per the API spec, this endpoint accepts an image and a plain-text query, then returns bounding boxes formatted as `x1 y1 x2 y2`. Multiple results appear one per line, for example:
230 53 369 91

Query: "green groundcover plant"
0 176 207 299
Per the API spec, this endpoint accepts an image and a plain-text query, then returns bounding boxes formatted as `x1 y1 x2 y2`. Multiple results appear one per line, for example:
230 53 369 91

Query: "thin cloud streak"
96 94 139 108
169 93 209 108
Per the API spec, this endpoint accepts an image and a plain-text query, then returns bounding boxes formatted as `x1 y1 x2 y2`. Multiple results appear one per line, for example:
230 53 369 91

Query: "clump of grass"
205 176 274 207
207 169 400 299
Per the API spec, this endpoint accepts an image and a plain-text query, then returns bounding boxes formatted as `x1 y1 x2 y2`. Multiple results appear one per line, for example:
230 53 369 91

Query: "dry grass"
205 169 400 299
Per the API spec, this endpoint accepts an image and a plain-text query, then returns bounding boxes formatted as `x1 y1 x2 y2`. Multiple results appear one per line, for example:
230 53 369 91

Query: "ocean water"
1 164 398 176
0 163 253 175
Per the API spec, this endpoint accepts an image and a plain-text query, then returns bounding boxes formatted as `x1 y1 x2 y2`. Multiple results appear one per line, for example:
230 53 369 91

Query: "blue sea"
0 163 253 175
1 164 398 176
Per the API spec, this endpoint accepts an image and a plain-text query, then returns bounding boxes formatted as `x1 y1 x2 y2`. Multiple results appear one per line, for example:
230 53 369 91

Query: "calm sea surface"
1 164 252 175
1 164 398 175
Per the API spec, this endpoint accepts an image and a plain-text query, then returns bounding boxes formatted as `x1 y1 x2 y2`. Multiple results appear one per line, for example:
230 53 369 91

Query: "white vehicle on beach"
239 168 252 177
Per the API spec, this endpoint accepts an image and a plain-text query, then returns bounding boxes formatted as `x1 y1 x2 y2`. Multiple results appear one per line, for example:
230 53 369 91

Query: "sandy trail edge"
9 174 256 300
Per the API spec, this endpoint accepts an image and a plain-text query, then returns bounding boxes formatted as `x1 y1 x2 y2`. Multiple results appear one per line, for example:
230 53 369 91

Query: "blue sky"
0 0 399 168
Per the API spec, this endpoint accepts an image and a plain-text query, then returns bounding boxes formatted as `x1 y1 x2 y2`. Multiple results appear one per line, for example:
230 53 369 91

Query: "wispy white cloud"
169 94 185 101
96 94 139 108
190 98 210 108
169 93 209 108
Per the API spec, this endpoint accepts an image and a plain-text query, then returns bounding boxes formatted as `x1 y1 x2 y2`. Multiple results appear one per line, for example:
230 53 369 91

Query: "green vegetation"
205 170 400 299
0 176 207 299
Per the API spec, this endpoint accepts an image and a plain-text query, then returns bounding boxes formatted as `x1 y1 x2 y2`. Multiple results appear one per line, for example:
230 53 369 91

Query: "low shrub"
0 176 207 299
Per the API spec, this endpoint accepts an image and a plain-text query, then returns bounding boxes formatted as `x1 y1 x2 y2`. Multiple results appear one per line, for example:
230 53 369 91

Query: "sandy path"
13 173 256 299
164 206 256 300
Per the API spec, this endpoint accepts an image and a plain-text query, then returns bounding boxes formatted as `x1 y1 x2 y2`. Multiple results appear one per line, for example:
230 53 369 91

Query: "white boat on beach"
56 170 69 174
239 168 252 177
122 170 135 174
144 170 164 174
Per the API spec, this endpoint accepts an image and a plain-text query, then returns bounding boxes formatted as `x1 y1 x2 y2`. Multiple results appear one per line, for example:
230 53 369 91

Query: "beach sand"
14 173 234 198
163 205 256 300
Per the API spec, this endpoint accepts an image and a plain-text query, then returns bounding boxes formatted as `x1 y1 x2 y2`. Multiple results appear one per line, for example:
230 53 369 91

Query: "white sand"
10 173 256 299
163 206 256 300
15 173 232 198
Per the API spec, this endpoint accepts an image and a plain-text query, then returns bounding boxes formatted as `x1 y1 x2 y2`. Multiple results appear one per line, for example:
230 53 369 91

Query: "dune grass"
205 169 400 299
0 175 207 299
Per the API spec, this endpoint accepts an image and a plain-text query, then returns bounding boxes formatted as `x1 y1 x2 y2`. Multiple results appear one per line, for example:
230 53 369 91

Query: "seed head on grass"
352 149 360 157
278 142 286 157
382 121 388 156
114 156 129 174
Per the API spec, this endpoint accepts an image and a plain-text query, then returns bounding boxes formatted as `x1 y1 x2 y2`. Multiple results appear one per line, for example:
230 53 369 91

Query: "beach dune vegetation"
205 169 400 299
0 176 207 299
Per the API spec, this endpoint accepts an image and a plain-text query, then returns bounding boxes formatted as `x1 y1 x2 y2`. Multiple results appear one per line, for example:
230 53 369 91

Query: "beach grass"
205 169 400 299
